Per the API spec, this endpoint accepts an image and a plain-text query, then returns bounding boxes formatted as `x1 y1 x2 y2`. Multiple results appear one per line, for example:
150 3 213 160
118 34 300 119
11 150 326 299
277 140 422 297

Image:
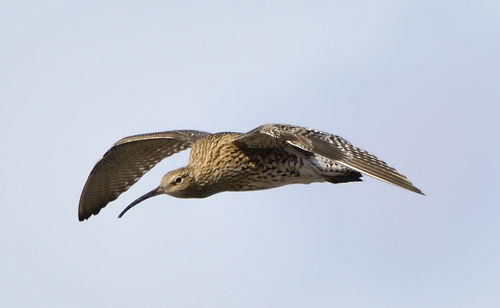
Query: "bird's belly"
227 169 312 191
194 146 347 193
214 155 324 192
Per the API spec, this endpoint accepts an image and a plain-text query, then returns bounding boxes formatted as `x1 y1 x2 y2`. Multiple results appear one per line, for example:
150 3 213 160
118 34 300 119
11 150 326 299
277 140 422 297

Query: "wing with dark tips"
79 130 210 221
234 124 423 195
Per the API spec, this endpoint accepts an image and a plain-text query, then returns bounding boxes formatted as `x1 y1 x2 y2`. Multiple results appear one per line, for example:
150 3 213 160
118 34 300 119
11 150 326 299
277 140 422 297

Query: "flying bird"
78 124 423 220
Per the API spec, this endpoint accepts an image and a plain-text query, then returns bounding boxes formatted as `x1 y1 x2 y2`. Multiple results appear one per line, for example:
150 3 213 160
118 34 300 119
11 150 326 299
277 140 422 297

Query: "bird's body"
79 124 423 220
178 132 360 196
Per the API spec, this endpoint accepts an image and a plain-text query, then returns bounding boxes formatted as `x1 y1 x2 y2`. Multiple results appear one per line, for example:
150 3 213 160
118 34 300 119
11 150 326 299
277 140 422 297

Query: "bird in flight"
79 124 423 221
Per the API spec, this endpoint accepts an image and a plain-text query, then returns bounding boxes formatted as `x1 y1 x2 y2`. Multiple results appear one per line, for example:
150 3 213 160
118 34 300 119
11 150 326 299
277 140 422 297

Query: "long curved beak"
118 186 162 218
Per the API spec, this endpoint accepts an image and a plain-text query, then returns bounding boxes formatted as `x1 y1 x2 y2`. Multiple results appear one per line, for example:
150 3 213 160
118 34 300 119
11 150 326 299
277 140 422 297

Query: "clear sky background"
1 1 499 307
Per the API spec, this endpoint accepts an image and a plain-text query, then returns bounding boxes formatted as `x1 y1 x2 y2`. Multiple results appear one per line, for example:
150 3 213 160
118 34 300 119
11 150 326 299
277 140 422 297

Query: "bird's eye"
173 176 183 184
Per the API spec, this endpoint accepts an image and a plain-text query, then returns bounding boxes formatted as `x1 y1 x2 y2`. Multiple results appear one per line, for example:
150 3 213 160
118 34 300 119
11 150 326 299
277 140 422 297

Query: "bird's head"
160 167 196 198
118 167 198 218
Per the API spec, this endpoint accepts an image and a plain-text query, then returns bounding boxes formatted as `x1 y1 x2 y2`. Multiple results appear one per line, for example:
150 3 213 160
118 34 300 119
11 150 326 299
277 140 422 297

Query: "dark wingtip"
408 185 425 196
78 209 92 222
78 205 103 222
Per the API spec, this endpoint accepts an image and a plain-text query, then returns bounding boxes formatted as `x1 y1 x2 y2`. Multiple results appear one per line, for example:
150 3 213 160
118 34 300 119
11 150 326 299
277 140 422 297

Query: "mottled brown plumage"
79 124 423 221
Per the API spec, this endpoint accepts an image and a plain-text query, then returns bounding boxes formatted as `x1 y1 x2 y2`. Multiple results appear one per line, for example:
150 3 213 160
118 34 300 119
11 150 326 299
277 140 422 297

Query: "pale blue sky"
1 1 499 307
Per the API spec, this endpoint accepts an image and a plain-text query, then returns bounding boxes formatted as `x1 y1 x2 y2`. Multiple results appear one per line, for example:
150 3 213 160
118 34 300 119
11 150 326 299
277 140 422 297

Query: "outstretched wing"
79 130 210 220
234 124 423 195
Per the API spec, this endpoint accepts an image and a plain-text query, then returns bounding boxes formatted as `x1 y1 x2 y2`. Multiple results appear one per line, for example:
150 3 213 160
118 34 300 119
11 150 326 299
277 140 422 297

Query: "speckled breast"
188 133 311 192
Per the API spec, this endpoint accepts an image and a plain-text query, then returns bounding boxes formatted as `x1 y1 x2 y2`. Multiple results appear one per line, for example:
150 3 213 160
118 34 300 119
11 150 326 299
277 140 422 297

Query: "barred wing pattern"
235 124 423 195
78 130 210 220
